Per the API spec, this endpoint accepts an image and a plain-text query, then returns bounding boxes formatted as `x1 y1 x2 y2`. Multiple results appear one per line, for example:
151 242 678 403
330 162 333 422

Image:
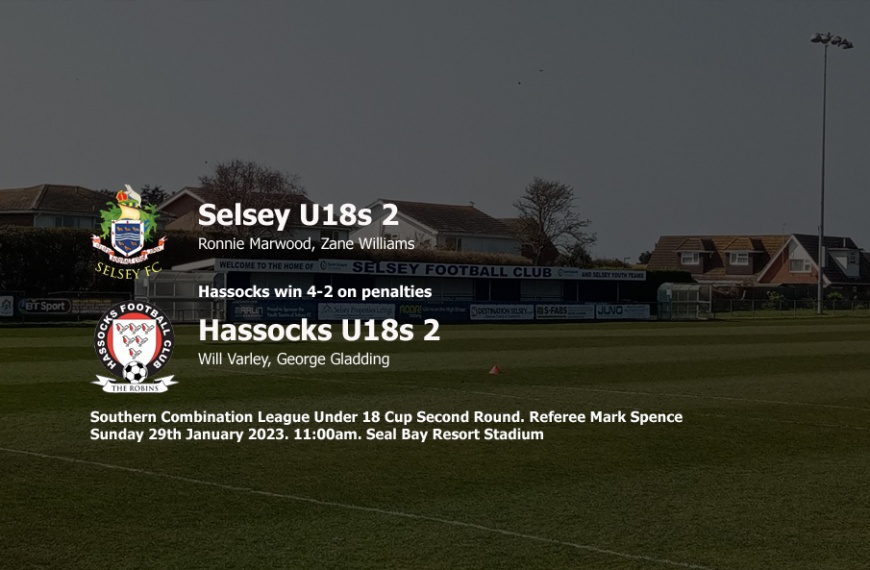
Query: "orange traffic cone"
488 365 502 375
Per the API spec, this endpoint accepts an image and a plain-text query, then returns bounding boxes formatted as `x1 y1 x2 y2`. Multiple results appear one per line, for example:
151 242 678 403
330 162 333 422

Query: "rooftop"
382 199 513 236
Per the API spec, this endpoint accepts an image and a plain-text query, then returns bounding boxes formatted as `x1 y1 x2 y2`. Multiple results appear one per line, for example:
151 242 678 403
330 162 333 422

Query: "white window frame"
790 259 811 273
729 252 750 266
680 252 700 265
444 236 463 251
848 251 859 264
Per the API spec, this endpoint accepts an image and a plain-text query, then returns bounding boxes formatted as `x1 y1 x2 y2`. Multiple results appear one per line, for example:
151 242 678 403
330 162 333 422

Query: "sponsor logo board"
535 304 596 320
470 304 535 321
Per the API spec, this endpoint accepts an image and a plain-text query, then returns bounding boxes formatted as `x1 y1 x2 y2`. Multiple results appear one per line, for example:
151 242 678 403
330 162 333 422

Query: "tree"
98 185 166 205
513 177 595 264
140 185 168 206
638 250 652 265
198 160 306 236
591 257 631 268
199 159 305 206
557 243 593 268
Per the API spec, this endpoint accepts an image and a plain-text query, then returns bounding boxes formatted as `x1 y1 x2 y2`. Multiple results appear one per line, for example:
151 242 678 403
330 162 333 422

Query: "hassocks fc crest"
93 302 177 393
92 185 167 265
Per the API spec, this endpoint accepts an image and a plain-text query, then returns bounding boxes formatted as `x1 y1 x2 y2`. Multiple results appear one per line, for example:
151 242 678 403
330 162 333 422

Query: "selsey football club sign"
215 259 646 281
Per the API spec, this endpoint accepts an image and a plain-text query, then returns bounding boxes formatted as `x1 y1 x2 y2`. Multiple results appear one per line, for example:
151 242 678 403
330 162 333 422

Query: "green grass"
2 319 869 569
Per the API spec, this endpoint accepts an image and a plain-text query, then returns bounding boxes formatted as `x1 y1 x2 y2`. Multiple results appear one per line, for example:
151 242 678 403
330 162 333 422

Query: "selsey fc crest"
111 220 145 257
93 302 177 393
92 185 167 265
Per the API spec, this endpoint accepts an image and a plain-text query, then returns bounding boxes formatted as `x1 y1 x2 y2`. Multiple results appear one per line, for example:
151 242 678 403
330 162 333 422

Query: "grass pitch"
1 319 869 569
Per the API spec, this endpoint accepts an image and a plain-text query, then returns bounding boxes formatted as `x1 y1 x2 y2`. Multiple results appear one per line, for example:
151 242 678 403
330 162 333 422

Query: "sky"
1 1 868 260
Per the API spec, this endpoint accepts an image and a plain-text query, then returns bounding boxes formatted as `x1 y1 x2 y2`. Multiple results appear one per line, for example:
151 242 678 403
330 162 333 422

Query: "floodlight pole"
810 32 853 315
817 43 827 315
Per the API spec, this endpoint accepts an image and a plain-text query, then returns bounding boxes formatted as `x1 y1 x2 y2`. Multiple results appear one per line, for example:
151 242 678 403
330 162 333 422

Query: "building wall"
440 235 520 255
352 210 432 244
829 250 860 278
677 253 705 275
354 207 520 254
0 213 35 226
33 213 99 229
161 194 203 219
724 255 755 276
760 249 819 285
286 227 350 242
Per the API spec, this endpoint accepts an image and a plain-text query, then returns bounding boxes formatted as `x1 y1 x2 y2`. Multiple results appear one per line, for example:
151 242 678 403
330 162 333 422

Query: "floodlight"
808 30 855 314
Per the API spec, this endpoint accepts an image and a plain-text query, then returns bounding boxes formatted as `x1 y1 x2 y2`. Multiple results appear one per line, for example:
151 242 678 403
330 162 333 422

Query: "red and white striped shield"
110 318 159 366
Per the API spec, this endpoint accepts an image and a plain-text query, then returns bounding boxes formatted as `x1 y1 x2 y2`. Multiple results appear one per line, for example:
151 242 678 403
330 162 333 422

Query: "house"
155 186 207 222
156 187 349 241
648 233 870 293
647 235 788 286
352 199 520 254
756 234 870 291
0 184 108 229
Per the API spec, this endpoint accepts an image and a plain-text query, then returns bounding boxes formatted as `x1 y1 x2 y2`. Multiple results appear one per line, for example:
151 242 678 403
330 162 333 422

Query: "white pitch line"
0 446 721 570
